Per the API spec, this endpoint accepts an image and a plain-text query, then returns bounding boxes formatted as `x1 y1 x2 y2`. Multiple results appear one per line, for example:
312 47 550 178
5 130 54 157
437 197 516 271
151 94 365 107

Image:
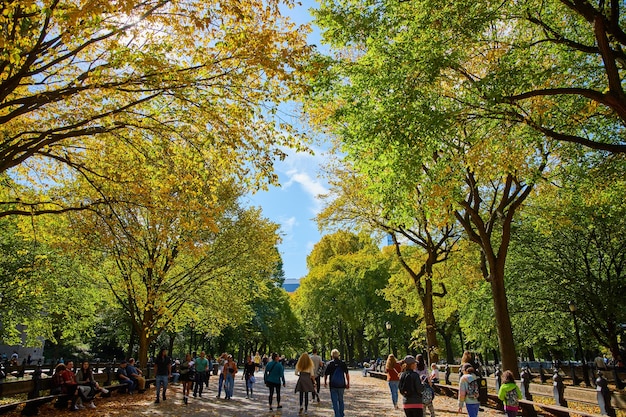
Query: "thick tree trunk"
137 329 151 369
491 267 519 378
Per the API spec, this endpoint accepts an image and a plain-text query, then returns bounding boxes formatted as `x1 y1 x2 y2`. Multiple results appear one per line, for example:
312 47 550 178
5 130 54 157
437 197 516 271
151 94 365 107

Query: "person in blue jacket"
264 352 285 411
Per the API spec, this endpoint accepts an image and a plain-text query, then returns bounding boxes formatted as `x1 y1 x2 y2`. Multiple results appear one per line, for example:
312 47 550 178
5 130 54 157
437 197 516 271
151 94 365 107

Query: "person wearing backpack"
264 352 285 411
497 370 522 417
421 374 436 417
458 365 480 417
324 349 350 417
398 355 424 417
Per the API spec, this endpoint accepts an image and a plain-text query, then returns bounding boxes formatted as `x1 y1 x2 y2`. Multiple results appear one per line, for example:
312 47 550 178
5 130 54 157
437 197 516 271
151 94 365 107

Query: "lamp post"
568 301 590 386
385 321 392 355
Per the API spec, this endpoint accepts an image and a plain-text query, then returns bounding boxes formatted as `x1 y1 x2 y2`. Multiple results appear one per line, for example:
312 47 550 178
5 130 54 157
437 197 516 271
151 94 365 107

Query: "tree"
57 138 282 367
307 0 556 376
508 155 626 362
0 206 100 346
316 166 459 363
0 0 313 218
296 232 393 362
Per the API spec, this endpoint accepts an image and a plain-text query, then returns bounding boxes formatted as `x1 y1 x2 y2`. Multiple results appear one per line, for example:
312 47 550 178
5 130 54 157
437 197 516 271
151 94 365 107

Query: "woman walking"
179 353 193 404
264 352 286 411
399 355 424 417
223 355 238 400
244 355 257 399
294 353 316 415
386 354 402 410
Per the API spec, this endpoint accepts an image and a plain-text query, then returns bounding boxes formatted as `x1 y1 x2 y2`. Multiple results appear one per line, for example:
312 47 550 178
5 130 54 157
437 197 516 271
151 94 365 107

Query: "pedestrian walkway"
48 370 503 417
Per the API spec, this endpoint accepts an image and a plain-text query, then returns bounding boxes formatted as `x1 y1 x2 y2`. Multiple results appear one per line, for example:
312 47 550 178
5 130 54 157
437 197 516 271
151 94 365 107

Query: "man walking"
324 349 350 417
310 348 323 402
154 348 172 403
193 351 209 398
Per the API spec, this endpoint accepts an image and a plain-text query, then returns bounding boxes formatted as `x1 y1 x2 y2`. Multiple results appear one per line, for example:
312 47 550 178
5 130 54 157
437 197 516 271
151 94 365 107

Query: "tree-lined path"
3 370 504 417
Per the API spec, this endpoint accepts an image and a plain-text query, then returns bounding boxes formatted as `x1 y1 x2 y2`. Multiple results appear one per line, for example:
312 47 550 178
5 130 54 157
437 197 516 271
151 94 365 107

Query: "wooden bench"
0 378 157 415
519 399 606 417
367 371 387 380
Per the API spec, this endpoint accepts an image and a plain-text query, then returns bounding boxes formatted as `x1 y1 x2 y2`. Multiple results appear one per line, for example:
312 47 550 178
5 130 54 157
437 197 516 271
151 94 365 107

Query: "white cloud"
279 216 298 238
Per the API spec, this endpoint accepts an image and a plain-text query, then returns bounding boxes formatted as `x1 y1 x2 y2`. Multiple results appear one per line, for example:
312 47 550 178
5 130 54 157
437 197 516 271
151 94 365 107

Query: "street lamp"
568 301 590 386
385 321 392 355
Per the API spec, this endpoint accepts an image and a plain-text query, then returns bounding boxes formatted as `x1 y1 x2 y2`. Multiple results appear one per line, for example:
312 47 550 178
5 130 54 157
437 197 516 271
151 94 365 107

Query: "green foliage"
0 213 99 346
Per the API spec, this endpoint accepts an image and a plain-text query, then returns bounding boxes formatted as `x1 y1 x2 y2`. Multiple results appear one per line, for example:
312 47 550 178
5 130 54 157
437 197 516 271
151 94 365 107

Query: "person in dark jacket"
324 349 350 417
399 355 424 417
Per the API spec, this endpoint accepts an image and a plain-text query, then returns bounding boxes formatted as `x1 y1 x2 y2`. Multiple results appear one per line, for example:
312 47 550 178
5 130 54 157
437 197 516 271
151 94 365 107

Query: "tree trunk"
137 328 151 369
424 275 439 364
491 267 519 378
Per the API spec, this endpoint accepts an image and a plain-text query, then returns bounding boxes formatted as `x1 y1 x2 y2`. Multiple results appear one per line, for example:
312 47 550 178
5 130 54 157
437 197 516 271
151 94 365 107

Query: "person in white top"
309 349 323 402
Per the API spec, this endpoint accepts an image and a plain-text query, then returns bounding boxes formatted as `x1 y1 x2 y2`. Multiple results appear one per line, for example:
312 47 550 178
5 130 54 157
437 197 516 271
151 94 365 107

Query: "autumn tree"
0 0 312 218
54 136 283 367
316 165 459 363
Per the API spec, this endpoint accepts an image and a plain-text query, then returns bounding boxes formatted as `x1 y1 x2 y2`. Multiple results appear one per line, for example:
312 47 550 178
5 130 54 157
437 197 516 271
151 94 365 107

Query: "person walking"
324 349 350 417
193 351 209 398
215 353 228 399
497 370 521 417
458 365 481 417
310 348 323 402
264 352 285 411
223 355 238 400
386 354 402 410
179 353 193 405
295 353 316 415
399 355 424 417
154 348 172 404
243 355 257 399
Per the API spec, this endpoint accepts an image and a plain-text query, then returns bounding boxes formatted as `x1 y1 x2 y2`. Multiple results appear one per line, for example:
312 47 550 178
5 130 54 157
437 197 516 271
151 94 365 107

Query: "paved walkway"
29 370 505 417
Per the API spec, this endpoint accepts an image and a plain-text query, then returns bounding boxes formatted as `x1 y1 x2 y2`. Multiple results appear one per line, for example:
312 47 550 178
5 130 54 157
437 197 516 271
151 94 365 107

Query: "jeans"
217 373 224 397
224 373 234 398
120 378 135 394
465 403 480 417
389 380 399 406
330 387 345 417
155 375 168 398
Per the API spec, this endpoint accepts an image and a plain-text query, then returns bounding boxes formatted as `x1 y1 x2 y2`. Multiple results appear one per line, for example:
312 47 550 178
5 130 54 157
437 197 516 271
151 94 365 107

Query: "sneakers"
162 394 166 401
183 397 188 405
88 402 96 409
101 388 110 395
299 407 304 414
155 398 160 404
71 405 79 411
76 404 85 410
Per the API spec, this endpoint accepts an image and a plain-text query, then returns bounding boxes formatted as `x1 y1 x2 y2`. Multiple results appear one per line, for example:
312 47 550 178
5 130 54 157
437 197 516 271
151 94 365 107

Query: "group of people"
116 348 172 404
51 360 109 411
263 348 350 417
383 350 522 417
385 353 438 417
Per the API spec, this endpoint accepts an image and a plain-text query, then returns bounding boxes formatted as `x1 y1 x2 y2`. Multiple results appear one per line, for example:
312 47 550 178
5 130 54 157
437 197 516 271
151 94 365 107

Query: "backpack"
466 377 480 399
317 362 326 378
505 388 519 407
399 371 414 397
422 384 434 404
330 363 345 388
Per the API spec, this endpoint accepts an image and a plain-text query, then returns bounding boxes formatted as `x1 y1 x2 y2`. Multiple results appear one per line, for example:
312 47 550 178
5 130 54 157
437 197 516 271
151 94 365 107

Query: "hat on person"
403 355 416 365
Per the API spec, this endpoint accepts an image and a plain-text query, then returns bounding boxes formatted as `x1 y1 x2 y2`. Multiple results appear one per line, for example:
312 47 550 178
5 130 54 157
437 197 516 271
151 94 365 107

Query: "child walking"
497 370 522 417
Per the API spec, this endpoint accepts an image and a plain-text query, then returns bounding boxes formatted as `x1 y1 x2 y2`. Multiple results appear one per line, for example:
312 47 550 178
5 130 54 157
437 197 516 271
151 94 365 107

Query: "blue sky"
247 0 329 280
